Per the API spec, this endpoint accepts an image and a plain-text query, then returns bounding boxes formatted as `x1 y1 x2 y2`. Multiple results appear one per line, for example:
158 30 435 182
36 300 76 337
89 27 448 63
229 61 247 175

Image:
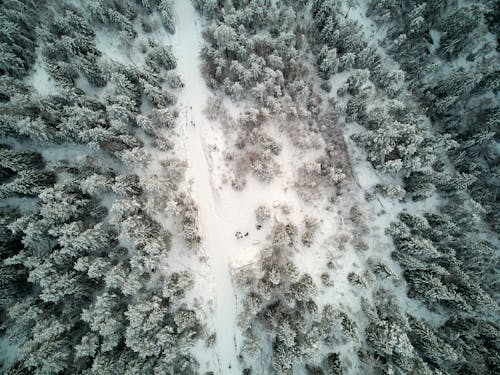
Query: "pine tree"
125 296 170 358
439 5 484 58
318 46 339 79
82 292 125 352
158 0 176 34
146 45 177 71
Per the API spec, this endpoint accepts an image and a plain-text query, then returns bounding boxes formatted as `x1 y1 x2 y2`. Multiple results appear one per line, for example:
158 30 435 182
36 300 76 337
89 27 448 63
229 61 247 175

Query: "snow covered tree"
192 0 220 18
0 0 37 78
21 318 73 374
75 334 100 358
80 173 113 196
0 147 44 171
4 115 53 142
112 174 143 196
277 319 296 348
318 45 339 79
438 5 485 58
323 352 344 375
301 216 319 247
125 296 169 358
146 45 177 72
82 292 125 352
116 147 151 168
407 316 462 369
0 170 56 198
272 344 293 375
255 205 271 227
140 78 176 108
158 0 176 34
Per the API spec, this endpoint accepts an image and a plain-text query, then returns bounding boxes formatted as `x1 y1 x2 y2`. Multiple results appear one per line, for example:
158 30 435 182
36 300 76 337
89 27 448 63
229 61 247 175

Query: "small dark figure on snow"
244 232 249 237
256 224 262 230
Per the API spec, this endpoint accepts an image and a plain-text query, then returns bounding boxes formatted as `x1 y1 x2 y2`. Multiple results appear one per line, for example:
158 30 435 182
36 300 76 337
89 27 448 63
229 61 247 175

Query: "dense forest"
0 0 498 374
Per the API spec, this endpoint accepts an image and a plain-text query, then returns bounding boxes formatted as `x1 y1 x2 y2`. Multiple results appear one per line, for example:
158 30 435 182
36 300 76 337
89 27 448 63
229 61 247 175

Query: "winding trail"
170 2 242 373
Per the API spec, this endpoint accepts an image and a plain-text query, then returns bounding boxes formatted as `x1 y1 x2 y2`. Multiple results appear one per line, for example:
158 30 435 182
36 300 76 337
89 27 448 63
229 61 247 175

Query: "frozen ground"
2 0 496 374
23 53 58 97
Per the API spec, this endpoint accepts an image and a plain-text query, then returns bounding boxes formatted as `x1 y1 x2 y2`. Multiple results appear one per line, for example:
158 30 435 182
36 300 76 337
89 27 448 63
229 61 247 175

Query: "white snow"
5 1 490 374
0 337 18 373
429 29 442 54
24 53 58 96
169 2 243 372
94 28 145 68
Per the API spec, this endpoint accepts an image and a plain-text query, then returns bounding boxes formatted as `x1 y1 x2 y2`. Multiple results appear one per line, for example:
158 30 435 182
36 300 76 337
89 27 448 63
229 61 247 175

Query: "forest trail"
170 1 242 373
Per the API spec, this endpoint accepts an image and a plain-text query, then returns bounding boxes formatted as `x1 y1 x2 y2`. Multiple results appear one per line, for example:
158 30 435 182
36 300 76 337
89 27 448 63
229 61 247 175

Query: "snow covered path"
170 2 242 373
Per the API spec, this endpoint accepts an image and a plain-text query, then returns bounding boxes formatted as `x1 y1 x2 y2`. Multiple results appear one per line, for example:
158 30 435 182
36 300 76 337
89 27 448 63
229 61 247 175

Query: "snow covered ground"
0 337 18 373
22 0 453 372
169 2 245 372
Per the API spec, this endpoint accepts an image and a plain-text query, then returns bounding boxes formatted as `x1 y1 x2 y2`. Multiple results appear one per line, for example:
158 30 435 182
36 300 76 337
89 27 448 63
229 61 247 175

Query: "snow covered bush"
374 184 406 200
255 205 271 227
165 72 184 88
248 128 282 155
272 222 298 247
152 134 175 151
295 157 346 200
175 194 202 249
318 45 340 79
112 174 143 196
146 45 177 72
301 216 319 247
247 150 280 183
160 158 188 187
230 174 246 191
151 107 178 128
